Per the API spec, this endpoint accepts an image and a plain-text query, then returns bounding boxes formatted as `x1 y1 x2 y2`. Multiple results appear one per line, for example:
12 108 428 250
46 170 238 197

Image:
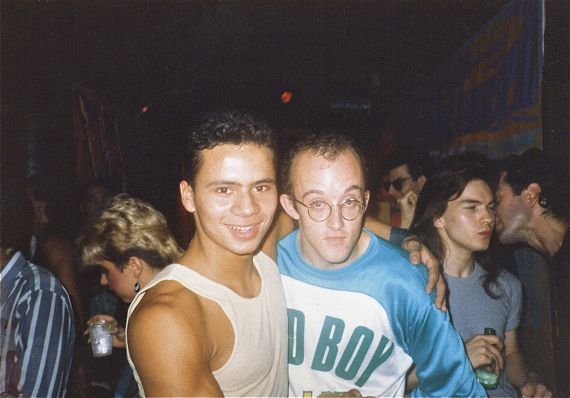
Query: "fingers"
112 327 126 348
465 334 504 369
402 238 422 264
485 342 504 372
434 277 447 311
521 382 552 398
86 314 117 326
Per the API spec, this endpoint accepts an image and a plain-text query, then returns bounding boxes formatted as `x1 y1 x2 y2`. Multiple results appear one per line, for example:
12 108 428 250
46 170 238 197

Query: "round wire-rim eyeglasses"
290 197 365 222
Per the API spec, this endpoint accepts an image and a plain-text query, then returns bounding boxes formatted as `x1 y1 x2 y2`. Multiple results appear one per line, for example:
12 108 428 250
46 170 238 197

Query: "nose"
100 273 108 286
326 204 345 230
482 208 495 226
232 190 260 216
388 185 399 199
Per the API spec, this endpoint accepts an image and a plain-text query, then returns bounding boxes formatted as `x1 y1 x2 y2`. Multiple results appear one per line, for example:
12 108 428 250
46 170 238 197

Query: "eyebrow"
206 178 276 188
301 185 364 200
459 198 495 206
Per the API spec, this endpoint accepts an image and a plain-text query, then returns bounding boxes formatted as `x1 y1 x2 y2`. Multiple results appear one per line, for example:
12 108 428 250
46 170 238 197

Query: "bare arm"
504 330 552 397
128 292 224 397
42 235 85 327
397 191 418 229
363 215 392 240
405 365 418 393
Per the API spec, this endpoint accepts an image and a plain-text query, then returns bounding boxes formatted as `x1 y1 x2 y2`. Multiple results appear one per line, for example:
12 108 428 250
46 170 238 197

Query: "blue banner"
390 0 543 159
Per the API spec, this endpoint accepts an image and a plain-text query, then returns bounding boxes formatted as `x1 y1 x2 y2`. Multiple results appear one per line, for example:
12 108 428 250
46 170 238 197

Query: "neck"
178 234 260 297
527 215 568 258
443 247 476 278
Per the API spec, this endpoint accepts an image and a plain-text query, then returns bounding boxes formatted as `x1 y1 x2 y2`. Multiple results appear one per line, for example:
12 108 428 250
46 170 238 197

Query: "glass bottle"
475 327 499 389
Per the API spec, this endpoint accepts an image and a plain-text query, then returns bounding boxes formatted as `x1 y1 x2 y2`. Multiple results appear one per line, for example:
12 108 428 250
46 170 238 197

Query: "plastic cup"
88 321 113 357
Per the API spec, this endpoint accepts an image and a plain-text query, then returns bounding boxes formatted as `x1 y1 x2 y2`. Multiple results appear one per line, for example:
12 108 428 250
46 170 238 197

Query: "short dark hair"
281 132 367 195
184 111 277 186
384 146 433 180
501 148 568 220
411 153 500 297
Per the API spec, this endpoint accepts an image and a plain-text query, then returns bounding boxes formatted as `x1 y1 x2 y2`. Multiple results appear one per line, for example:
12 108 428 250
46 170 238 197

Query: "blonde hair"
77 194 183 271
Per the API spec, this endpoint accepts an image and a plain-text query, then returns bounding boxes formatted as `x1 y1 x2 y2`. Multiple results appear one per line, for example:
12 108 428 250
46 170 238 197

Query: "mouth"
478 231 492 238
226 223 262 239
325 236 346 243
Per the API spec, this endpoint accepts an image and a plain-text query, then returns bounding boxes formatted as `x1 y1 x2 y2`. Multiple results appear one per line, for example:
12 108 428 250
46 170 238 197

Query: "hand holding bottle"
465 332 504 372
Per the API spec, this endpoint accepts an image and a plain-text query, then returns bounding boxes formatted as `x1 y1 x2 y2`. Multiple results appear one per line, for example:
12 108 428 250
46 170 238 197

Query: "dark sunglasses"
383 176 413 192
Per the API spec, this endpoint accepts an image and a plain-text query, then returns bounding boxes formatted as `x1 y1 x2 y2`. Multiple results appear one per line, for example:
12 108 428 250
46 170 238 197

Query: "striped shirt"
1 251 75 397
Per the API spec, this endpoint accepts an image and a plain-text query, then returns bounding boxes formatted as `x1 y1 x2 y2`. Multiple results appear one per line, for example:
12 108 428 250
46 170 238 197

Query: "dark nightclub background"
1 0 568 394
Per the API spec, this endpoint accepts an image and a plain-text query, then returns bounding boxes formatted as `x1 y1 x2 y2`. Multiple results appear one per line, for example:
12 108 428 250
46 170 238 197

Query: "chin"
321 253 353 267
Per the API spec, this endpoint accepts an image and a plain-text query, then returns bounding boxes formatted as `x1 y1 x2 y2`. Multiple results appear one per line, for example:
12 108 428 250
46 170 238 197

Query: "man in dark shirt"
495 148 568 396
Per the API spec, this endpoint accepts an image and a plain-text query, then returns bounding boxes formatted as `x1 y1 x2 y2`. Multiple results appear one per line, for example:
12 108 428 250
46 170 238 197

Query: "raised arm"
127 289 224 397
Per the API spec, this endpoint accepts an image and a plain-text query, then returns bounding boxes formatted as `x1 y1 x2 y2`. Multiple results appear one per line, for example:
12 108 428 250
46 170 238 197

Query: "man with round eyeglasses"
276 133 485 397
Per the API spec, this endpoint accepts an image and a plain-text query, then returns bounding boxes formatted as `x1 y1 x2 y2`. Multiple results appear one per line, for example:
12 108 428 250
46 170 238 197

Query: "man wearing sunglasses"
277 133 484 397
384 148 432 228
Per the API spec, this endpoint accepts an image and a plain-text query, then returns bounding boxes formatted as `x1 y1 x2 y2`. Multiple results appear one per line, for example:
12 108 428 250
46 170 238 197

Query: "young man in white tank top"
126 112 288 397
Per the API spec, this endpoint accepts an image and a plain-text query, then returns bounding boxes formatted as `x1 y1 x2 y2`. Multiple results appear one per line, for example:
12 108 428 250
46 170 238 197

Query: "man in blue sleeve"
0 155 75 397
277 133 485 397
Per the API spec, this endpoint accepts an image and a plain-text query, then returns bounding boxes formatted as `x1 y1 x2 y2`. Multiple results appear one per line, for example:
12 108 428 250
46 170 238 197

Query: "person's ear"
180 180 196 213
363 190 371 210
280 194 300 221
125 256 144 279
526 183 541 207
433 217 445 229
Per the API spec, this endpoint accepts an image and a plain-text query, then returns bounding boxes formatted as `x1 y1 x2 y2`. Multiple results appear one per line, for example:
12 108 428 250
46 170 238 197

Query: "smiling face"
281 149 370 269
435 179 495 257
181 143 278 257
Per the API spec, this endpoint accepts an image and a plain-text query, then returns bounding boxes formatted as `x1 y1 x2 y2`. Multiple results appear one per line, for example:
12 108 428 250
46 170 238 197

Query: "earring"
134 282 141 293
539 197 548 207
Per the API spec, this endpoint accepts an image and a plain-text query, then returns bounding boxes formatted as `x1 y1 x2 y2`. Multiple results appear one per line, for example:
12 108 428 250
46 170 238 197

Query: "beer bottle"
475 328 499 389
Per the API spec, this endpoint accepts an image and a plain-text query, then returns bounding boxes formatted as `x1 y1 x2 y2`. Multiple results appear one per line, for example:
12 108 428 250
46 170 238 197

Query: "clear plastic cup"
88 320 113 357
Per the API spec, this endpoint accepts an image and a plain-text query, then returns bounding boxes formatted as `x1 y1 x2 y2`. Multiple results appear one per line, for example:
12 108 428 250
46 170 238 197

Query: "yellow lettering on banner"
461 16 524 91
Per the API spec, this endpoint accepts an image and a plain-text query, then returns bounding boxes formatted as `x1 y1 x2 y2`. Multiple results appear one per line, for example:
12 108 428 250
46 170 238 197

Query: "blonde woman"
77 194 183 396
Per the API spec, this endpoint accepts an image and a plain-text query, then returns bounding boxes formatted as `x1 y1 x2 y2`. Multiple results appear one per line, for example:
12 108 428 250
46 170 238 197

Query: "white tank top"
125 251 288 397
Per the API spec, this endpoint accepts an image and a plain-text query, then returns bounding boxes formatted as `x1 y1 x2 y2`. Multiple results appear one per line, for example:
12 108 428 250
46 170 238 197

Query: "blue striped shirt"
1 252 75 397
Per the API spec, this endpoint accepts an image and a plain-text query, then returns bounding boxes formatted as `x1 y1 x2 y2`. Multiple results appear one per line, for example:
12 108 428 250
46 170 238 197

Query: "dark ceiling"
2 0 509 128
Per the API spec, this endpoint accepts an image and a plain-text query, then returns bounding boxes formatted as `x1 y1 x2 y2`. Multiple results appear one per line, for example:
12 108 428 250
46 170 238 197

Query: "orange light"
281 91 293 104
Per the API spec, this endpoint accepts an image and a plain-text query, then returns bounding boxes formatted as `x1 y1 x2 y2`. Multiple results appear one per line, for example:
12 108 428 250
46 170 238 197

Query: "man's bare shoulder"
130 280 204 327
128 280 211 364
